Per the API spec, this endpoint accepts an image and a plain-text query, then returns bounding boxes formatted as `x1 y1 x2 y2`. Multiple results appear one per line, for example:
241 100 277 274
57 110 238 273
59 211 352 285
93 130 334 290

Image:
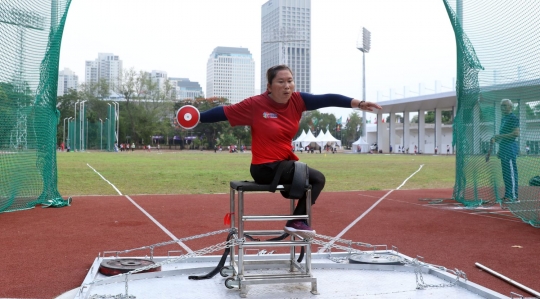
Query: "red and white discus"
176 105 200 130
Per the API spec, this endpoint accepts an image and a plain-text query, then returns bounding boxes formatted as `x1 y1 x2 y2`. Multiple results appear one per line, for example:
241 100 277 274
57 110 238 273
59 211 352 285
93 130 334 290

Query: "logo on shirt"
262 112 278 119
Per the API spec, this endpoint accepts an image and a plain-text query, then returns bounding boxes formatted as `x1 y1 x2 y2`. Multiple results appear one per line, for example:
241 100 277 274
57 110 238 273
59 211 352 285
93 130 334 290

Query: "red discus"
176 105 200 130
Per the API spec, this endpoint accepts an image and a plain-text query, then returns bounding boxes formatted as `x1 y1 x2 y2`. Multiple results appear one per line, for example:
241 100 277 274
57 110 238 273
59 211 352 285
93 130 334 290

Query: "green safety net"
69 120 116 152
443 0 540 227
0 0 72 212
66 103 117 152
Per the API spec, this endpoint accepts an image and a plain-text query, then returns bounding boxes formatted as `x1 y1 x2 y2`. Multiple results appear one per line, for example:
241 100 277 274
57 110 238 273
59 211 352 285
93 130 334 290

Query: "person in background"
491 99 520 203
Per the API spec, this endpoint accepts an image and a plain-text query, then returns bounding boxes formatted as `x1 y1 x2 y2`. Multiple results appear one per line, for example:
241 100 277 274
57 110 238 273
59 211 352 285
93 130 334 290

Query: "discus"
176 105 200 130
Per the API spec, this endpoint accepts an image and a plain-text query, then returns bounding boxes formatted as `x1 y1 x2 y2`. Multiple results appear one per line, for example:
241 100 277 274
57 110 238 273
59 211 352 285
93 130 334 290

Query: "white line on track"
318 164 425 253
87 163 193 253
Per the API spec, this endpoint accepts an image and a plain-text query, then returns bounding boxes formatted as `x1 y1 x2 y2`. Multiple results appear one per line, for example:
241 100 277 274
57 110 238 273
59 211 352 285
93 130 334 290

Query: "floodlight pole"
357 27 371 139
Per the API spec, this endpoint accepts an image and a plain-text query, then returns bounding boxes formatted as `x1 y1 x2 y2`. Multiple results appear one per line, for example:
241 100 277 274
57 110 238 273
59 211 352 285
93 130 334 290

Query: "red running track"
0 189 539 299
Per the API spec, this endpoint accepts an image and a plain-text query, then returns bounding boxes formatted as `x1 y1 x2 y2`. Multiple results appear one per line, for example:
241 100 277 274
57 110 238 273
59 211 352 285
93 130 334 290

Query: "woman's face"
267 70 295 103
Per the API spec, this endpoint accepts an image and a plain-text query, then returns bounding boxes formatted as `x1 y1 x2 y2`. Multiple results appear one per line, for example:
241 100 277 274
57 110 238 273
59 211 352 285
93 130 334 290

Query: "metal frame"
228 182 317 297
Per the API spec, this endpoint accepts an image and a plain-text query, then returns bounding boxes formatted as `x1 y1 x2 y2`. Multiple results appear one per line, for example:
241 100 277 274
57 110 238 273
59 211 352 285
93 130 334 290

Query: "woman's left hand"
359 101 382 111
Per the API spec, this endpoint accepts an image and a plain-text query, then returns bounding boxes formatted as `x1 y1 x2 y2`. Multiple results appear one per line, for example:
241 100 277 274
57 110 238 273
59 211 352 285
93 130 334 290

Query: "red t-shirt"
224 91 306 164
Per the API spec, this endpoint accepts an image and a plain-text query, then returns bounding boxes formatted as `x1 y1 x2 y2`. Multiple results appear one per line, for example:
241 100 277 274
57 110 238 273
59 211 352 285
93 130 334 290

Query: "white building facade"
57 68 78 96
169 78 204 100
206 47 255 104
150 70 168 92
85 53 123 91
261 0 311 93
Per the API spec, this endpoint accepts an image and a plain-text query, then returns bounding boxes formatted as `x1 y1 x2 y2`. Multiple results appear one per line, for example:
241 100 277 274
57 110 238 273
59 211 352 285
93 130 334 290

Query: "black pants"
250 162 326 216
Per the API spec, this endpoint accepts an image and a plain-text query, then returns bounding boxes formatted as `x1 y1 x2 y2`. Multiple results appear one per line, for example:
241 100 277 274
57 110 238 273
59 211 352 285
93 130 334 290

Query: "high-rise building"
57 68 78 96
206 46 255 104
85 53 123 91
150 70 168 91
261 0 311 93
169 78 204 100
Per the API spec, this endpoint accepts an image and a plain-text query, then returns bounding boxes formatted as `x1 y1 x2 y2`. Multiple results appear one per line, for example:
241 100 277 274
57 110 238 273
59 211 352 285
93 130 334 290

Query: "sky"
58 0 457 121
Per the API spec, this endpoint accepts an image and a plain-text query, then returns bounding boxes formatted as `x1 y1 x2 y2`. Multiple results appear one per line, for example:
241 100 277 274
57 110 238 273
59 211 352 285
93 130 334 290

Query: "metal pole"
74 101 79 150
112 102 116 144
63 117 68 146
117 102 119 145
107 103 111 151
475 263 540 298
79 101 82 151
114 102 119 144
100 118 103 151
362 51 366 139
64 116 72 150
80 101 87 151
86 118 88 151
105 118 108 151
108 118 111 151
66 119 73 149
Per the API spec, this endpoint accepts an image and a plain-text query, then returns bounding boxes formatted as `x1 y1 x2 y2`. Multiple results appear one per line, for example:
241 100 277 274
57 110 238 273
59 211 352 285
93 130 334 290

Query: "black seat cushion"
230 180 291 192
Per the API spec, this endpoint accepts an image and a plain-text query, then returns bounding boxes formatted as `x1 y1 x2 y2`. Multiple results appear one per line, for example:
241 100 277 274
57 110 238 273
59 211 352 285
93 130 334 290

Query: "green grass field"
57 150 457 196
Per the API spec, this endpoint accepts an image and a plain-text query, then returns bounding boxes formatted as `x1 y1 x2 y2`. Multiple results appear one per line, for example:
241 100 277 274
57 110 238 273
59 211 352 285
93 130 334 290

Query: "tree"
298 111 336 137
115 69 175 144
525 102 538 119
408 110 453 124
425 111 435 123
116 68 140 142
217 132 237 149
175 97 231 149
97 78 111 99
343 111 362 146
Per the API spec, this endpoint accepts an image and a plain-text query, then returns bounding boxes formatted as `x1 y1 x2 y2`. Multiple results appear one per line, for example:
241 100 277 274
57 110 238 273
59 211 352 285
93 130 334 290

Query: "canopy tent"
315 130 326 147
292 130 307 150
293 130 343 150
352 137 369 153
300 130 318 148
323 130 342 148
314 130 341 148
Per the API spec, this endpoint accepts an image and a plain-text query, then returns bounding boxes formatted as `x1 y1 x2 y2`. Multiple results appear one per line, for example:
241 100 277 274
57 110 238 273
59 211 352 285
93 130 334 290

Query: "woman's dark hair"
266 65 294 85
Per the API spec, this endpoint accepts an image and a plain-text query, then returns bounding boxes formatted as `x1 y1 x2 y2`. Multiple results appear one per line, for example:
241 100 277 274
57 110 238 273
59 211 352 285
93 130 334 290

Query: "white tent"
315 130 326 148
323 130 342 148
352 136 369 153
301 130 319 148
292 130 307 150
